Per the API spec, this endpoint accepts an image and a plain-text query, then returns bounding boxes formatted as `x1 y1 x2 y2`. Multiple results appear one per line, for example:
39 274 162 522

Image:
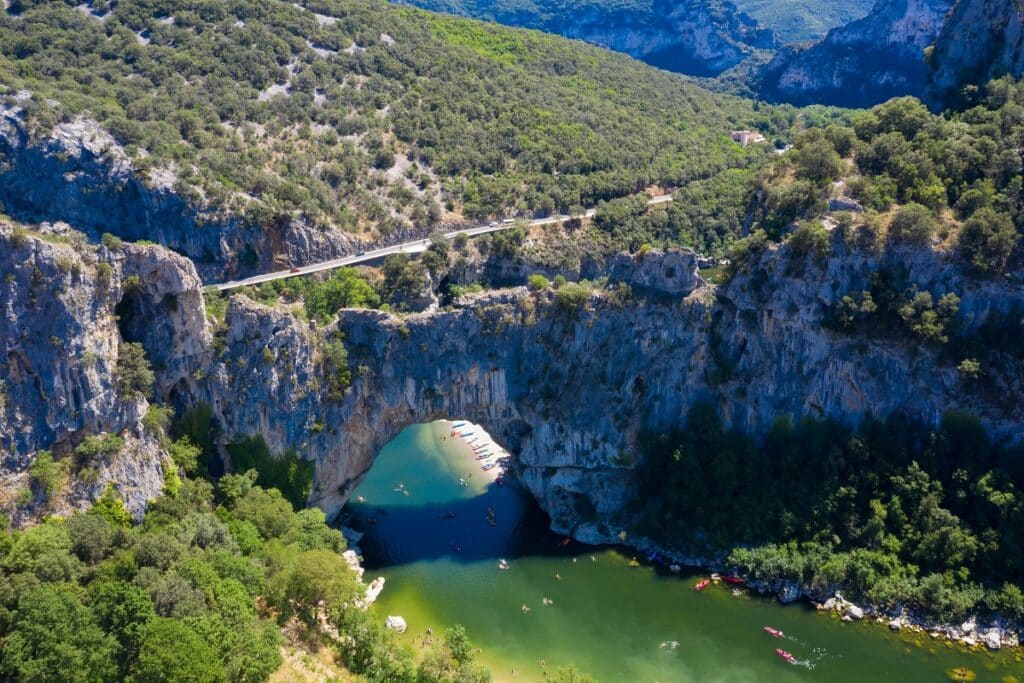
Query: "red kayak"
776 648 797 664
723 575 745 585
763 626 784 638
693 579 711 591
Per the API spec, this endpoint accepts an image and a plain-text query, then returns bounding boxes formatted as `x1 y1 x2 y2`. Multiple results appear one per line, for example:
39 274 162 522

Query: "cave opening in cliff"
341 420 564 569
115 285 178 372
114 286 147 345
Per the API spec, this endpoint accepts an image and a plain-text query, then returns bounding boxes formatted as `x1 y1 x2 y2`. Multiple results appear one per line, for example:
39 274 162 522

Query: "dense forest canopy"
0 462 505 682
0 0 783 238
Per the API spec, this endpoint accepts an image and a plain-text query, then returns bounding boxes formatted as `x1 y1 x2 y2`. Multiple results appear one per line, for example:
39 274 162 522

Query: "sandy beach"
437 419 508 484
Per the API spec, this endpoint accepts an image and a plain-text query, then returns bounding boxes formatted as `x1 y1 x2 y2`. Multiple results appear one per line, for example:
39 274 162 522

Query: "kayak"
776 648 797 664
723 575 745 585
763 626 784 638
693 579 710 591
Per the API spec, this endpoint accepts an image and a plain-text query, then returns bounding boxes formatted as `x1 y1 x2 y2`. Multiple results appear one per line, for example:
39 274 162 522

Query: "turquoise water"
344 423 1024 682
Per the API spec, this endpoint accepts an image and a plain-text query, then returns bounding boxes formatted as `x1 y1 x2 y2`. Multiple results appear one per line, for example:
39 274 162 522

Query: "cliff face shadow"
344 479 577 570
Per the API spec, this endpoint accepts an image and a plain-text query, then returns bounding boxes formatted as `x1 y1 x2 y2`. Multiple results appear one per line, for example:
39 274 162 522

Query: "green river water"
343 422 1024 683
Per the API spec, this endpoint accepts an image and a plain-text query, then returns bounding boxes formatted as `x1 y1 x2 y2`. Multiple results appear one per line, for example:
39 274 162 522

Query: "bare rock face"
758 0 954 106
0 221 193 522
608 248 703 296
4 222 1024 545
928 0 1024 106
558 0 775 76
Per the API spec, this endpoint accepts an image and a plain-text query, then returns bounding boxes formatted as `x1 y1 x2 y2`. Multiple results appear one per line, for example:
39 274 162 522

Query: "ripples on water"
343 422 1024 682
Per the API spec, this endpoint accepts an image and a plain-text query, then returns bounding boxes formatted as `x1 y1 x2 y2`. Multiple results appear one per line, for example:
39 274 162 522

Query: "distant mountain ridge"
731 0 875 43
394 0 776 76
394 0 1024 109
756 0 954 107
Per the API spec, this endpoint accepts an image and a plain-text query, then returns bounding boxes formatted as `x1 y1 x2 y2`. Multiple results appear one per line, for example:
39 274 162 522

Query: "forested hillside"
0 464 499 681
0 0 773 242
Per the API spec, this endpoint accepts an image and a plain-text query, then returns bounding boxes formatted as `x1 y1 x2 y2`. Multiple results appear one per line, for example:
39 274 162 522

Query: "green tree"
116 342 155 398
28 450 68 499
553 282 591 315
1 584 118 683
300 268 380 322
273 549 362 622
3 521 82 583
168 436 201 476
957 208 1017 274
527 273 550 291
323 333 352 401
793 133 841 183
67 513 116 565
89 580 156 673
131 618 226 683
90 484 134 528
888 203 937 246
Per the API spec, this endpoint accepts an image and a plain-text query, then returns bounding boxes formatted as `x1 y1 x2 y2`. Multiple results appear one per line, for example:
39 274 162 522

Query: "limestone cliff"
0 220 188 522
199 243 1023 546
928 0 1024 105
757 0 953 106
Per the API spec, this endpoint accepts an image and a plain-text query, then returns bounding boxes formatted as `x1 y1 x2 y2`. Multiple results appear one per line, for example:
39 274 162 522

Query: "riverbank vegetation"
0 461 496 682
635 404 1024 624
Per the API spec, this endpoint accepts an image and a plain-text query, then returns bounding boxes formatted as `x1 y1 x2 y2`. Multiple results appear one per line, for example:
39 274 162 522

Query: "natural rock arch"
192 246 1024 543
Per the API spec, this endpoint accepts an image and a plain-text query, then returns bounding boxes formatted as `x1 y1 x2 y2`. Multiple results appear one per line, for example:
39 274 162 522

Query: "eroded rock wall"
0 221 197 521
758 0 954 106
928 0 1024 105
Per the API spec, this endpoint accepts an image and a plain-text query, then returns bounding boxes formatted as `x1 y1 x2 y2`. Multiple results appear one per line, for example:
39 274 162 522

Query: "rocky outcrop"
927 0 1024 106
607 248 703 296
397 0 774 76
757 0 954 106
0 220 181 522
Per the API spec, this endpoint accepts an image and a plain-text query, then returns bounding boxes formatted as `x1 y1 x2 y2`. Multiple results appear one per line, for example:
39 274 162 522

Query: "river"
343 422 1024 682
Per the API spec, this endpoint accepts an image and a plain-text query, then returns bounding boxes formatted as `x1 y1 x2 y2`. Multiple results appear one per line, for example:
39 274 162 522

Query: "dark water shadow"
343 480 582 570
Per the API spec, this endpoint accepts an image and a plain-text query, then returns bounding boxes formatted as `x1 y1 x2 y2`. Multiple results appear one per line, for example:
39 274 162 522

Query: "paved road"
210 194 673 291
